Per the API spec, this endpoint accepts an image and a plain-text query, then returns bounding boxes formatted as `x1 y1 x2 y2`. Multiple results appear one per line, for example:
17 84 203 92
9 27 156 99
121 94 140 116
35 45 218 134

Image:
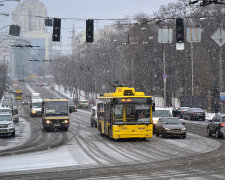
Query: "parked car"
172 107 190 118
68 100 78 113
78 100 89 109
152 109 173 132
183 107 206 121
155 117 186 138
0 112 15 137
90 106 97 127
207 114 225 139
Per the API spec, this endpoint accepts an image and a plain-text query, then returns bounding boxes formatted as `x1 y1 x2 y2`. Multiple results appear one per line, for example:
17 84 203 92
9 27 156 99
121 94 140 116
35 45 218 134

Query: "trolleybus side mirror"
152 103 155 111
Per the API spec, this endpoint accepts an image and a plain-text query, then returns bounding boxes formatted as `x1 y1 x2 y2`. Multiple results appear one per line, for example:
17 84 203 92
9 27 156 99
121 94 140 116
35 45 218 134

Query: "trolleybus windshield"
114 103 150 124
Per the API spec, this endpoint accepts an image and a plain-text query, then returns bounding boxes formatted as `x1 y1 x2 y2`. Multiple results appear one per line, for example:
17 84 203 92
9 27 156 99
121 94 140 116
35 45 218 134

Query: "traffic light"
176 18 184 43
52 18 61 41
9 25 20 36
86 19 94 43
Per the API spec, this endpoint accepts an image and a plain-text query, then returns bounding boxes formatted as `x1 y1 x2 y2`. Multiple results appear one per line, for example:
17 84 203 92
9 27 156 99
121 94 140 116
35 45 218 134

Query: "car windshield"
45 101 68 115
163 118 182 124
80 101 88 104
0 115 12 121
178 107 189 111
152 110 172 117
190 108 204 112
69 101 75 105
32 103 42 108
0 109 11 113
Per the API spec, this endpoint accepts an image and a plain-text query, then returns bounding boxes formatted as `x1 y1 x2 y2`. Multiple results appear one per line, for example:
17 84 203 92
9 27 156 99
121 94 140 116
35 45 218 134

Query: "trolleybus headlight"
153 119 158 124
64 120 69 123
46 120 51 124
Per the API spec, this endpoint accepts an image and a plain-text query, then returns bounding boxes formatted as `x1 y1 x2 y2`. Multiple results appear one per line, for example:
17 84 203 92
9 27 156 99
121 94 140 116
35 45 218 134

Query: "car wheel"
183 135 186 139
207 128 212 137
91 122 93 127
156 131 159 137
216 130 221 139
162 133 167 138
11 131 15 137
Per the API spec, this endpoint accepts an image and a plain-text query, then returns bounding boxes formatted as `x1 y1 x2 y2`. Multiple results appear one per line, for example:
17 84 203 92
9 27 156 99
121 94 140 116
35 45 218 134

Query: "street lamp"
0 13 9 16
0 0 20 2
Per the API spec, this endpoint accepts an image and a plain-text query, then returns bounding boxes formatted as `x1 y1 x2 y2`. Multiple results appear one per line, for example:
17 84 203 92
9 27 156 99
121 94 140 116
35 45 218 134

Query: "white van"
0 112 15 137
30 98 42 117
152 108 173 132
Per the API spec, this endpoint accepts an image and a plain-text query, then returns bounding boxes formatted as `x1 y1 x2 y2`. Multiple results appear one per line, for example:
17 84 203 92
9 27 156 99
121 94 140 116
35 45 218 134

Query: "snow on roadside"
0 117 31 151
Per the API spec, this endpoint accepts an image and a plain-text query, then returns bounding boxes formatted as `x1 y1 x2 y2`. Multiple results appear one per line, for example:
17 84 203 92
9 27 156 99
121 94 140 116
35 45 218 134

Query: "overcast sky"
0 0 178 52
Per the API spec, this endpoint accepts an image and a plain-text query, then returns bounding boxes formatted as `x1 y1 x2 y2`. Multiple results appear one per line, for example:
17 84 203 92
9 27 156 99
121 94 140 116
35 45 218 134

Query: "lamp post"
0 0 20 2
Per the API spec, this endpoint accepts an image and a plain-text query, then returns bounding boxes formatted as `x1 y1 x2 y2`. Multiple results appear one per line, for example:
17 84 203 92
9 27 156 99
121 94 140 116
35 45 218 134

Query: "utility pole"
191 41 194 96
163 45 166 107
219 46 223 92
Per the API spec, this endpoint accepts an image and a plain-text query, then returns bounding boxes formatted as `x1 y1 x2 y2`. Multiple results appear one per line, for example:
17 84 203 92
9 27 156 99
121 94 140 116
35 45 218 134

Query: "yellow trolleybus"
15 89 23 100
97 87 154 140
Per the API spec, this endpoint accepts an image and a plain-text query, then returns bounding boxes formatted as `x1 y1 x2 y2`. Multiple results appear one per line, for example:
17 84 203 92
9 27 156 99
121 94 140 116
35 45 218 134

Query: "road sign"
176 43 184 50
158 28 173 43
211 28 225 47
187 27 202 42
163 73 167 78
220 92 225 101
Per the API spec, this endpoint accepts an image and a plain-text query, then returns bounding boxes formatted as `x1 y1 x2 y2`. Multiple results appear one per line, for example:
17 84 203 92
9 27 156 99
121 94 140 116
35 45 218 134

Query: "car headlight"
153 120 158 124
181 128 186 131
64 120 69 123
31 110 36 114
8 123 13 128
165 128 171 131
46 120 51 124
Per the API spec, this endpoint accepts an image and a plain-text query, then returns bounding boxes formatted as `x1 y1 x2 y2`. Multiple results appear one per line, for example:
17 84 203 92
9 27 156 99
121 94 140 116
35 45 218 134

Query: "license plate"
54 124 60 126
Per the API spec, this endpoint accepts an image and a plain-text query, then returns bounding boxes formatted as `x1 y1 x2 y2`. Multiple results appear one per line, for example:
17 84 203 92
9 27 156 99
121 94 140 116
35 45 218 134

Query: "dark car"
90 106 97 127
172 107 190 118
152 109 173 132
155 117 186 138
68 100 77 113
183 107 206 121
207 114 225 139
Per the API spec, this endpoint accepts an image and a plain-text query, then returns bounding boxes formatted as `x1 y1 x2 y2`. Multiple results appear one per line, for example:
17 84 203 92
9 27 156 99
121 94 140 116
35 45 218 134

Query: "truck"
30 92 40 99
42 99 70 131
30 98 42 117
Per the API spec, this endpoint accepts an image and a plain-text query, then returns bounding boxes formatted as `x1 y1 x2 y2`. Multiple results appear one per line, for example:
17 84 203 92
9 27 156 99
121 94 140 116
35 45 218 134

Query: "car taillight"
220 123 225 126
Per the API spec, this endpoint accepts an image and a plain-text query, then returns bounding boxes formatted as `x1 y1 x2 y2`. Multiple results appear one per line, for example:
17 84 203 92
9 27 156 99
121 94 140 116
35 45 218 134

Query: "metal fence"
180 96 208 110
